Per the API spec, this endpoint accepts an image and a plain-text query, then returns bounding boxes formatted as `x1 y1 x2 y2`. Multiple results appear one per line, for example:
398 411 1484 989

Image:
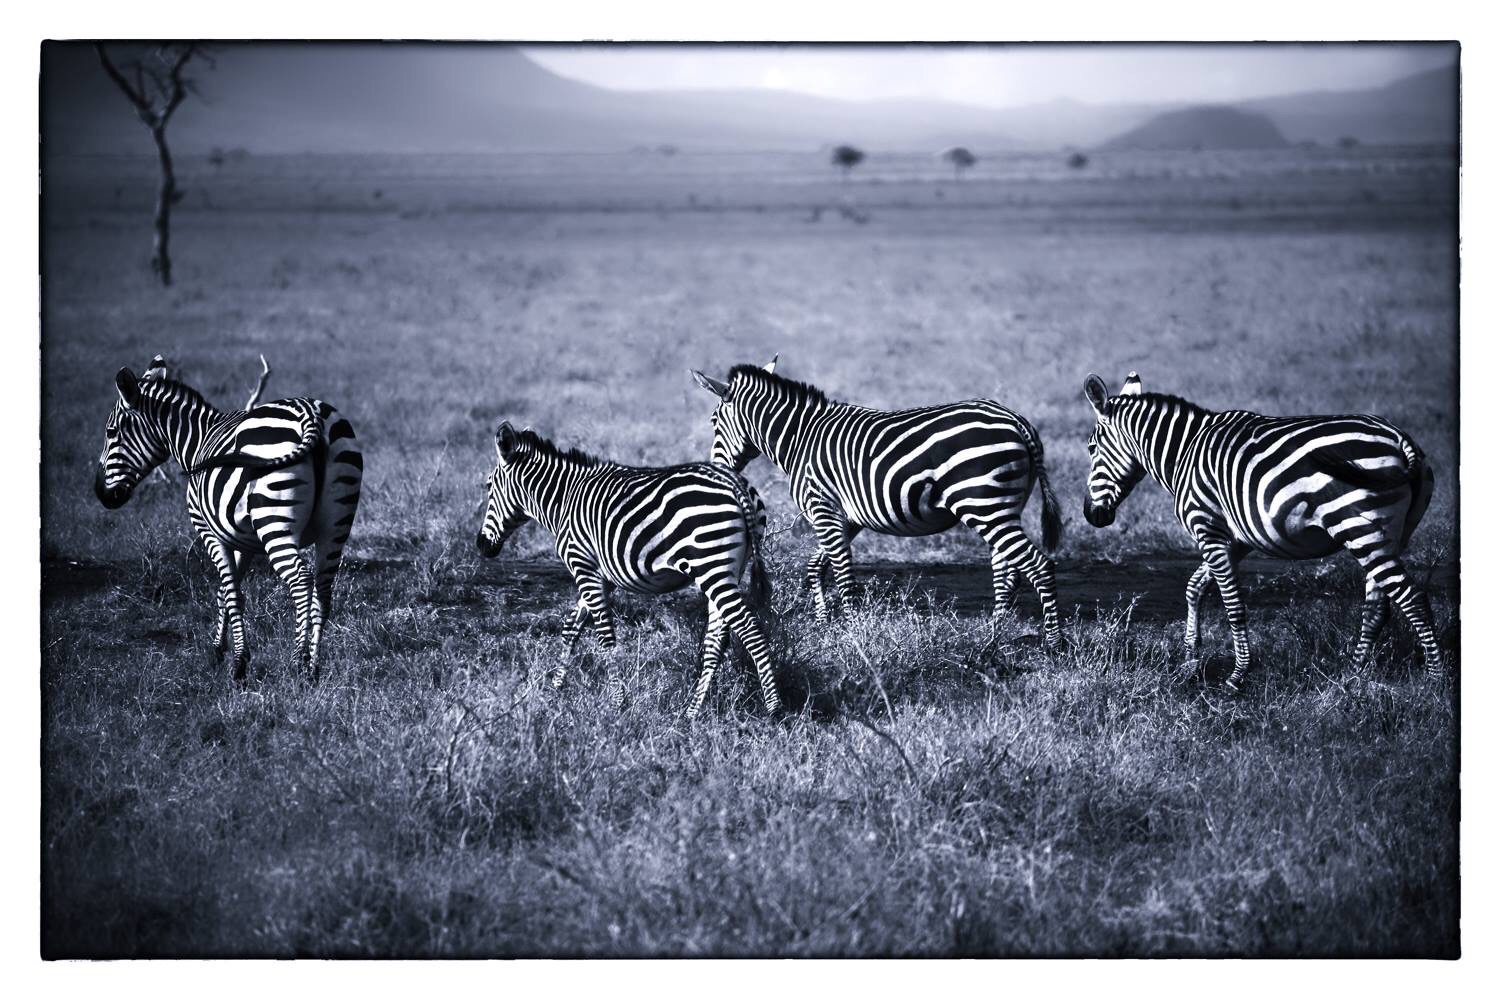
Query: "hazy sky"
523 43 1456 107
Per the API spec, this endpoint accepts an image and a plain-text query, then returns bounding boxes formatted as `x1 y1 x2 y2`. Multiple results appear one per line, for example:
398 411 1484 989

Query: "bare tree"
95 43 210 286
940 146 977 181
831 144 865 182
246 355 272 409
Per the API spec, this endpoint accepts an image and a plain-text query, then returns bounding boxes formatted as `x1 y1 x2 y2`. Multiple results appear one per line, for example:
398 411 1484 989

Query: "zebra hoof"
1223 675 1245 694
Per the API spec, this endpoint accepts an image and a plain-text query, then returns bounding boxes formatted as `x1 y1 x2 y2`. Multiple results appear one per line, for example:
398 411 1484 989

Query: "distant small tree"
940 146 977 180
96 43 211 287
831 144 865 182
1067 151 1089 170
1338 135 1360 150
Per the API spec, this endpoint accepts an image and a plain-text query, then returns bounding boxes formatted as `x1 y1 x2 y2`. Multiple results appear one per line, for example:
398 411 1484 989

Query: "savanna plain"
41 148 1459 957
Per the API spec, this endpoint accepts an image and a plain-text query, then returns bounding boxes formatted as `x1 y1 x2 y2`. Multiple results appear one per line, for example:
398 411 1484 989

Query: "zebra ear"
692 370 731 399
763 354 779 374
496 421 518 461
1121 372 1143 396
1084 374 1110 416
115 367 141 408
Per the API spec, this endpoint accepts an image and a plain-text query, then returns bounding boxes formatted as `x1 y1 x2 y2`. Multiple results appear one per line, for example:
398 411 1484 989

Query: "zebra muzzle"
1084 500 1116 528
94 468 131 509
476 532 503 558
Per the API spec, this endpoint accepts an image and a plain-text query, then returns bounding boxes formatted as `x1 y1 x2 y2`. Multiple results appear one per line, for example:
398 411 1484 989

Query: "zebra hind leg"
970 519 1062 648
694 566 780 715
687 608 729 720
264 537 321 682
1385 573 1445 680
1350 574 1391 673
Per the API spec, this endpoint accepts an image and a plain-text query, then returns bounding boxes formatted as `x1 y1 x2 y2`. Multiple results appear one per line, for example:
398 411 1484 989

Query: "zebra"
692 357 1063 644
94 362 363 682
476 422 780 718
1082 371 1442 689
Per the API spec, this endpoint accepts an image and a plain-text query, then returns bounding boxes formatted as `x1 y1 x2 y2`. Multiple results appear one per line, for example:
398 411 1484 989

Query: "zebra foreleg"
576 575 622 709
553 596 591 689
1201 539 1252 691
803 547 831 622
1183 560 1214 656
199 531 249 682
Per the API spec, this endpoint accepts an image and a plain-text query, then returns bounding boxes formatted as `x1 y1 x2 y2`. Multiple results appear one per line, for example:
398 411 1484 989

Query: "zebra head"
95 367 170 510
477 421 534 558
1082 372 1146 528
692 355 777 472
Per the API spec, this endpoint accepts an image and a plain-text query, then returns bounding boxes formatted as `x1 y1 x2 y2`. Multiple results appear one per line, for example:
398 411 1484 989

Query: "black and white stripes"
1083 371 1440 688
477 423 779 717
693 358 1063 645
95 363 363 681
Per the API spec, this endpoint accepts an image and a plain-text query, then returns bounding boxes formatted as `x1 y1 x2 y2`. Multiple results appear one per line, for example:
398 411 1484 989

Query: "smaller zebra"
95 362 363 682
1083 372 1441 688
477 422 780 719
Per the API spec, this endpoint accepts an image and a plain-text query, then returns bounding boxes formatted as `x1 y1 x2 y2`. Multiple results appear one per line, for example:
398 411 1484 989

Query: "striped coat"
1083 372 1440 688
694 358 1062 643
477 423 779 718
95 364 362 681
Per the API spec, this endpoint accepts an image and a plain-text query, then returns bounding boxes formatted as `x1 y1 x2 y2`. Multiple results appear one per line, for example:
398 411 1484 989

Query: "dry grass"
42 149 1457 957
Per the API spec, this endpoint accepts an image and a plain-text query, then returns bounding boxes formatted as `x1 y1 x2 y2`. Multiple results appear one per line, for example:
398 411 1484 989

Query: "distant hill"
1240 64 1458 145
1101 106 1289 151
41 43 1456 156
41 42 1016 155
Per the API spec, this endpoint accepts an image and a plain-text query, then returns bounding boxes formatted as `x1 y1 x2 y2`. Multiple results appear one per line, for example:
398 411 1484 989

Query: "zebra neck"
750 393 823 471
145 389 226 471
1122 398 1210 495
517 456 586 535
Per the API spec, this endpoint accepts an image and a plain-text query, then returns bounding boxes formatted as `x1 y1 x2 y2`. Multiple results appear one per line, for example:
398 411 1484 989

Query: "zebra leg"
686 606 729 720
577 575 623 709
803 547 831 623
1350 574 1391 672
993 566 1019 615
967 518 1062 647
212 549 246 660
553 595 591 689
1201 540 1252 690
263 536 320 682
1331 521 1444 679
200 532 249 681
699 577 781 715
1183 559 1214 656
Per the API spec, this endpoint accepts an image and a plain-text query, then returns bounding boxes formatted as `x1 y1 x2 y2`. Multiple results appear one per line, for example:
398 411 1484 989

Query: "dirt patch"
43 554 1459 625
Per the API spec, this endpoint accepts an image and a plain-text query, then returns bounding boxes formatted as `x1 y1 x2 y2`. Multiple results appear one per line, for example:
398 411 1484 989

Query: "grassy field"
41 148 1458 957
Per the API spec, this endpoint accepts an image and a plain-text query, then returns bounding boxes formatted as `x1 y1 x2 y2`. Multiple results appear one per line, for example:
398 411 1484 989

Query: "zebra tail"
1398 438 1434 550
735 477 773 610
1019 418 1063 553
1310 436 1424 492
186 400 322 475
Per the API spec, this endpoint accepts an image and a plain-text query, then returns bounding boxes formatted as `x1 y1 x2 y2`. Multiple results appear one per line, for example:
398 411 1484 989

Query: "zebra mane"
514 428 606 467
136 374 223 416
1113 390 1214 418
728 365 832 407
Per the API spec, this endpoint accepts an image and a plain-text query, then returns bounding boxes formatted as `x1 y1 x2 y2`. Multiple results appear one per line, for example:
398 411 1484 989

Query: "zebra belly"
609 567 690 595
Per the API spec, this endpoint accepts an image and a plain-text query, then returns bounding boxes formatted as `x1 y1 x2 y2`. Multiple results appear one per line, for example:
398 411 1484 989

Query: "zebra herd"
93 354 1445 711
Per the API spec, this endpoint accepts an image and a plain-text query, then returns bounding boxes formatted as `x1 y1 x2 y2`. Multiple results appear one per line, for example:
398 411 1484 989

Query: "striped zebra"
1083 372 1441 689
692 358 1063 644
476 422 780 718
95 363 363 682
